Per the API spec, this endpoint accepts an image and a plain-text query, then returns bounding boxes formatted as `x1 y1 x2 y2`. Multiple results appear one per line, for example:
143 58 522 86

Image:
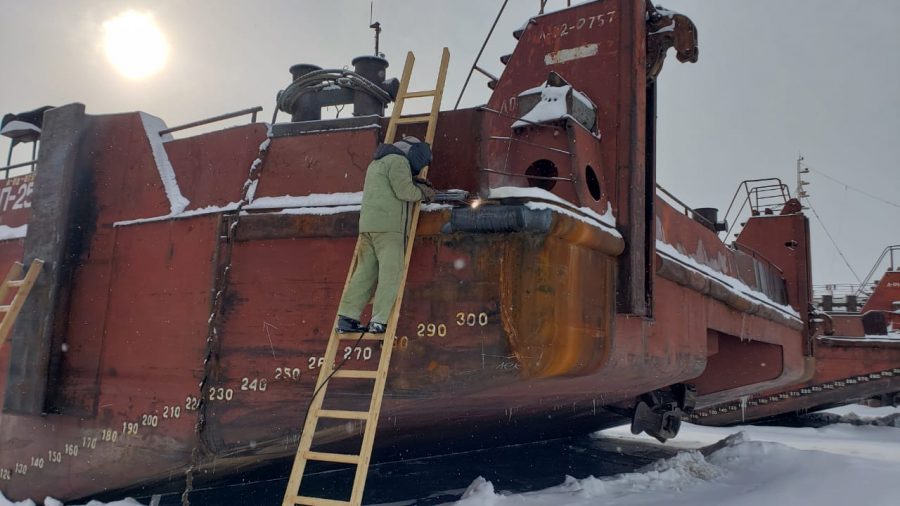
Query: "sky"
1 0 898 286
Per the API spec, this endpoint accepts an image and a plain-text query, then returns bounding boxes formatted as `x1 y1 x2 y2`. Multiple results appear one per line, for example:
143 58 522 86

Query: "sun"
102 10 169 79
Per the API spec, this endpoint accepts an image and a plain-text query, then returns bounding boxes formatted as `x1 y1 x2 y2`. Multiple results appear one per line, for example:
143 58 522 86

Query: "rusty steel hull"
1 0 897 501
0 107 806 500
0 207 804 501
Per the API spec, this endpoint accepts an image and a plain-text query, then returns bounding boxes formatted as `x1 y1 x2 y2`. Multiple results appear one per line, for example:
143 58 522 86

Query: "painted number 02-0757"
540 10 617 40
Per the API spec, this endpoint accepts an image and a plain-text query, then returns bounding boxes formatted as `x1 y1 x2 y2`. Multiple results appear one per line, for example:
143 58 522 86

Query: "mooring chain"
181 130 273 506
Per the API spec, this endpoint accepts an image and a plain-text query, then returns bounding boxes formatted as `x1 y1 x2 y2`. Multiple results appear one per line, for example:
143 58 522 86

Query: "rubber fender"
443 205 552 234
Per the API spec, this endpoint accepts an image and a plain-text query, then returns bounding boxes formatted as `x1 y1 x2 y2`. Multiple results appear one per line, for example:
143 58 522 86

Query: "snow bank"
446 433 900 506
0 494 144 506
601 414 900 463
823 404 900 419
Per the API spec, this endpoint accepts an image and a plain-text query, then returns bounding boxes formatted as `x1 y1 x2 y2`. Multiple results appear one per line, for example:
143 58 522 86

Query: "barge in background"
0 0 897 501
693 244 900 425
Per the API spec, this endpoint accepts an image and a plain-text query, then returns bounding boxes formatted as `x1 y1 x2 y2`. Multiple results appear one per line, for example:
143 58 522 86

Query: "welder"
336 136 435 334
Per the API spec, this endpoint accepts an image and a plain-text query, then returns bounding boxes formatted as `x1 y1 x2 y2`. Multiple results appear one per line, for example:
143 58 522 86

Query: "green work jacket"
359 153 425 233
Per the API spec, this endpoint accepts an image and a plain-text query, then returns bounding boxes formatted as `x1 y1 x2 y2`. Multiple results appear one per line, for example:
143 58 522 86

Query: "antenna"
370 1 383 57
796 154 810 206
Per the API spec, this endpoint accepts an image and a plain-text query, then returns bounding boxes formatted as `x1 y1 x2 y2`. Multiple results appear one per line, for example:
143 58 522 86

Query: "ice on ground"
601 407 900 463
447 423 900 506
0 495 144 506
823 403 900 419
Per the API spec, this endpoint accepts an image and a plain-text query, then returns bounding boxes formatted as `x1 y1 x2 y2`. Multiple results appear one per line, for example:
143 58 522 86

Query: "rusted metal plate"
256 128 379 198
164 124 269 209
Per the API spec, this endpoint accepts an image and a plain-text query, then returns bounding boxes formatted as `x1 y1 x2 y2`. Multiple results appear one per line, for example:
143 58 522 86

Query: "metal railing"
812 245 900 310
721 178 792 239
0 159 37 179
655 183 717 230
158 106 262 136
856 245 900 296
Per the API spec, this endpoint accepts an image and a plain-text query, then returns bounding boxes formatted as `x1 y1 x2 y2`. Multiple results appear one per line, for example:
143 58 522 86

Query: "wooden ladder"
282 47 450 506
0 259 44 347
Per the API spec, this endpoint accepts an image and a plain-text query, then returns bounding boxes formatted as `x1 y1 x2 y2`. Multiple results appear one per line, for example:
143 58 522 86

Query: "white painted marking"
544 43 599 65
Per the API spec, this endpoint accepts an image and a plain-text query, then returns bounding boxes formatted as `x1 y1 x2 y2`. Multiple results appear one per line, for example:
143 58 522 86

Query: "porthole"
585 165 601 201
525 159 558 191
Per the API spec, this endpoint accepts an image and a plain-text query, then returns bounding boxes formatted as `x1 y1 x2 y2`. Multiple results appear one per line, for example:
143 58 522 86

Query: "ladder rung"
337 332 385 341
318 409 370 420
0 305 10 313
304 451 360 464
6 280 24 288
331 369 378 379
402 89 436 98
394 115 431 125
290 495 351 506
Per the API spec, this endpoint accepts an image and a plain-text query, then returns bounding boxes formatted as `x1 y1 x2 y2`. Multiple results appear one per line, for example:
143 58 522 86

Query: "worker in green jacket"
336 137 436 334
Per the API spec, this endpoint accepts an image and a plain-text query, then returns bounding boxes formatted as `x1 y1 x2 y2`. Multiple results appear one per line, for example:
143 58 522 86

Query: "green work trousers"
337 232 405 324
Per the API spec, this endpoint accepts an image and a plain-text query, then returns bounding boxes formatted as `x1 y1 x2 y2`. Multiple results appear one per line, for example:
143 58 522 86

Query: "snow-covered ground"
3 405 897 506
445 404 900 506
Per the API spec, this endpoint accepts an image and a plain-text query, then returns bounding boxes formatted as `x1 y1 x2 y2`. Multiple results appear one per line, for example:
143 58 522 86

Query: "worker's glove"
417 183 436 203
413 177 434 188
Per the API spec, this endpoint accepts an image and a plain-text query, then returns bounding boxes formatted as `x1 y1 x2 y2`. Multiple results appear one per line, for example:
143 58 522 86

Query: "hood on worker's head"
372 136 432 175
373 143 405 160
394 136 432 176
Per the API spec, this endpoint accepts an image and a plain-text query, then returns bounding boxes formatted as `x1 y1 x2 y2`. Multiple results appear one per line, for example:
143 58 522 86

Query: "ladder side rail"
348 335 394 504
0 260 42 346
384 52 416 144
0 262 24 310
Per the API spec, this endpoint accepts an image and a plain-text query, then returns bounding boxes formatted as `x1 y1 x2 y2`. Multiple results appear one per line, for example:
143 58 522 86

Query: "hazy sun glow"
103 11 168 79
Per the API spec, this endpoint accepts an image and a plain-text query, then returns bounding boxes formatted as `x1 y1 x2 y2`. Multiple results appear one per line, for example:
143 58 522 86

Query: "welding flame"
470 198 482 209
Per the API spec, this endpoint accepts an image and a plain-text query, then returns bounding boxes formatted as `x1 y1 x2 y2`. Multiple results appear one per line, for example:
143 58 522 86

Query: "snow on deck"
819 332 900 343
138 113 190 215
512 84 570 128
0 120 41 136
0 224 27 241
488 186 619 237
244 192 363 210
114 192 451 226
656 240 801 320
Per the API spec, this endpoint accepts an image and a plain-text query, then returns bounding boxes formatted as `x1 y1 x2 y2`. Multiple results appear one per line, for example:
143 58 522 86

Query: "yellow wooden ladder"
0 259 44 347
282 47 450 506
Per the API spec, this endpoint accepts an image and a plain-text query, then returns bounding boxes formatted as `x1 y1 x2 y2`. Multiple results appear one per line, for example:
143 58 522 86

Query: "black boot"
367 321 386 334
336 315 366 333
